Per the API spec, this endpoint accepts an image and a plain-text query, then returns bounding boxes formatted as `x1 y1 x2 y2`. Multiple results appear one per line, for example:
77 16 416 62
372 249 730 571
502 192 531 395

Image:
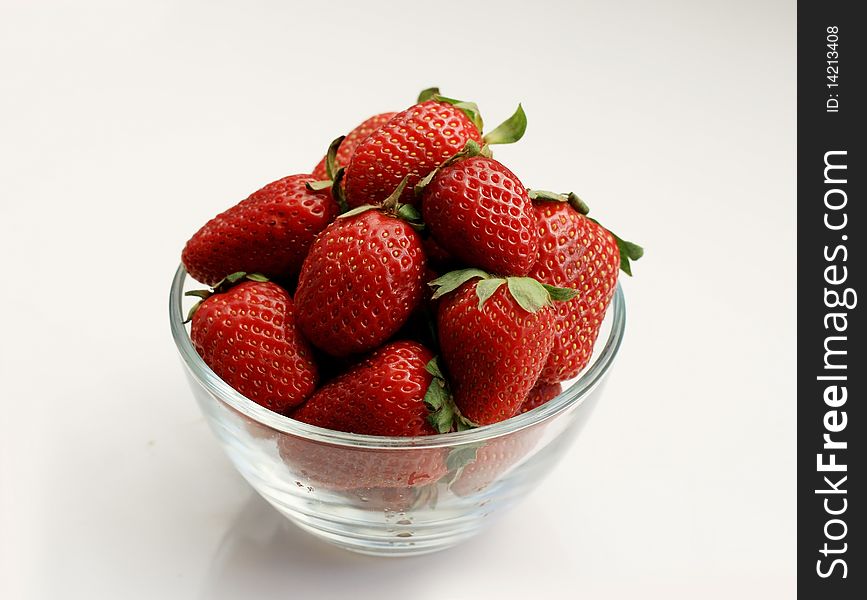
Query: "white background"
0 1 795 598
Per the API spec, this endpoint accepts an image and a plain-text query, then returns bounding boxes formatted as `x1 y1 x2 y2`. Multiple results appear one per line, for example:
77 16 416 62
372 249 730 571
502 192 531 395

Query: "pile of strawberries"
181 88 641 437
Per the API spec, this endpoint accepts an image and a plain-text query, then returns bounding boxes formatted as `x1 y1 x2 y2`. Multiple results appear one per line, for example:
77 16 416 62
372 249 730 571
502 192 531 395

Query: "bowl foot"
279 508 487 557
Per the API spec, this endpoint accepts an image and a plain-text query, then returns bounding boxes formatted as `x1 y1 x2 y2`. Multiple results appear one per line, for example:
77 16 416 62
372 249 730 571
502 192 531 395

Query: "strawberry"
278 435 447 491
421 153 538 276
294 190 426 357
282 341 449 491
344 100 481 207
430 269 576 426
344 88 527 208
519 381 562 414
311 112 397 180
182 174 338 286
291 341 438 436
528 192 642 383
188 274 318 413
448 425 543 496
446 383 561 497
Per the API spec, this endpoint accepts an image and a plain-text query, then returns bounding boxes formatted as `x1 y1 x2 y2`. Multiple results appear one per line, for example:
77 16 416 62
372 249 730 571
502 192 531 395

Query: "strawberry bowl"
169 265 625 556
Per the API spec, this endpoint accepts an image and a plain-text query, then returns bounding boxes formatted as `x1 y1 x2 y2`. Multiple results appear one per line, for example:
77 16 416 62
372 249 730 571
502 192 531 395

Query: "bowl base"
278 506 489 557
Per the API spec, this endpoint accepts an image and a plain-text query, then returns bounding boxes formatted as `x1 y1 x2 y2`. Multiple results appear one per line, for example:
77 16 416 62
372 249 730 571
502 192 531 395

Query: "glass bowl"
169 265 625 556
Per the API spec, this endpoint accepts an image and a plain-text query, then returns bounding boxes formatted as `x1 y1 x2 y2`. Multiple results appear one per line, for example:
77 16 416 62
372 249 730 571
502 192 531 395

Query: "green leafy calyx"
424 357 478 434
543 284 579 302
474 278 505 309
305 180 332 191
417 87 440 103
428 269 577 313
428 268 491 300
483 103 527 145
506 277 554 313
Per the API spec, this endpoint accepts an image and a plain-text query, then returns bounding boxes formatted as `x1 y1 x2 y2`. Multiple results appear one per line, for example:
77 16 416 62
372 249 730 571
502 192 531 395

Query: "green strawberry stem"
527 190 644 276
380 176 410 211
424 357 478 433
382 175 425 231
428 268 578 313
383 177 424 230
183 271 269 323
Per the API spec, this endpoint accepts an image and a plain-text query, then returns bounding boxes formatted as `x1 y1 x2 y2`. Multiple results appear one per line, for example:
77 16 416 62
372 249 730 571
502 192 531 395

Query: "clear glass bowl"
169 265 625 556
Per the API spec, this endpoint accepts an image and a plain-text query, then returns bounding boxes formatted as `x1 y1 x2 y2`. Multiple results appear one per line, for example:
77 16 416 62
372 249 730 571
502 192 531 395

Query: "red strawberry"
294 204 426 357
528 192 642 383
343 89 527 208
422 155 538 276
182 174 338 286
189 277 318 413
281 340 448 490
449 425 543 496
292 341 437 436
311 112 397 180
519 381 562 414
430 270 574 426
344 100 482 208
278 436 447 491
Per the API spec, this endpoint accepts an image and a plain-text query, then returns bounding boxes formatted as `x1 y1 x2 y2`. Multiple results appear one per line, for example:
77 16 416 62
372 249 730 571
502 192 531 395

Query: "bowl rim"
169 265 625 449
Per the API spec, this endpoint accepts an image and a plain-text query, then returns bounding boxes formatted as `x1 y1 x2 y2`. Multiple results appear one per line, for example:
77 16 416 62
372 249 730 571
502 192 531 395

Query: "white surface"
0 1 795 598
